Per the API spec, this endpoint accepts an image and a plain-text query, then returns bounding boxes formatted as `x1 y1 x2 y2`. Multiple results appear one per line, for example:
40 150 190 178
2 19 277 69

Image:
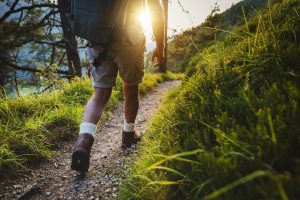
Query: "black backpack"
69 0 128 45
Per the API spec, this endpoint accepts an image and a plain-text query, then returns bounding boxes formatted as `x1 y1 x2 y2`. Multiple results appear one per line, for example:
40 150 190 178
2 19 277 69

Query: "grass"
0 72 181 182
118 0 300 199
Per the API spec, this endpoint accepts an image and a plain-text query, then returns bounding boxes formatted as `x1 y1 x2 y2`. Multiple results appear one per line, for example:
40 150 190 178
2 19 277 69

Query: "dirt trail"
0 80 180 200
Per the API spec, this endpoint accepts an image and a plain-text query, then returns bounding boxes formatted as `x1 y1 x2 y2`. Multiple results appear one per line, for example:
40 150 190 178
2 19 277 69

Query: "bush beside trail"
118 0 300 199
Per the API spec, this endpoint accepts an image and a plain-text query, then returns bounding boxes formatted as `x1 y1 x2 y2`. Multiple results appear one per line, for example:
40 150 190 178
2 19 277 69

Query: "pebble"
46 192 51 196
105 188 112 193
13 184 22 189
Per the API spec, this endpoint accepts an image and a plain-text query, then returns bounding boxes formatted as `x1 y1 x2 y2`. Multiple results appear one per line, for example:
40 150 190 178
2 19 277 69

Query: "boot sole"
71 149 89 172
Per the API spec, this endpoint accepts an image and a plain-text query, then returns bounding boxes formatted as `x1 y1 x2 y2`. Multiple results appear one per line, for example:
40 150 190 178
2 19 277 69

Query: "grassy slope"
118 0 300 199
0 72 181 182
167 0 268 73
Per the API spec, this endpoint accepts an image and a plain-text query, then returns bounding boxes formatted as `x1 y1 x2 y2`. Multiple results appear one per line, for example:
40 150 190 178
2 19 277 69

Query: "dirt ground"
0 80 180 200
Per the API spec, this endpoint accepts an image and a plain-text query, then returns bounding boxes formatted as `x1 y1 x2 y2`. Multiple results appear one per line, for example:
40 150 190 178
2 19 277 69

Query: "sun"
139 10 150 24
139 9 153 40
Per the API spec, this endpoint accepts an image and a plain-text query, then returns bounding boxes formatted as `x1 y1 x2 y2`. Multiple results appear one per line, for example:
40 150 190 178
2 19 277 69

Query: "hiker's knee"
92 87 112 103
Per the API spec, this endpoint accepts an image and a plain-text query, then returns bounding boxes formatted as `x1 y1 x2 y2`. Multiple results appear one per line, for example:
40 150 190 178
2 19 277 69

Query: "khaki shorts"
88 39 145 88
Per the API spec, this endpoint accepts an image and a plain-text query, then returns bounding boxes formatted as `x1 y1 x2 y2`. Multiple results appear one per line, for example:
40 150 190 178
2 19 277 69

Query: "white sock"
79 122 97 137
123 120 135 132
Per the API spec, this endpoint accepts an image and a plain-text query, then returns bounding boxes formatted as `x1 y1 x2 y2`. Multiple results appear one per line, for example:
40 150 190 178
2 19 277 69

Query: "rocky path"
0 80 180 200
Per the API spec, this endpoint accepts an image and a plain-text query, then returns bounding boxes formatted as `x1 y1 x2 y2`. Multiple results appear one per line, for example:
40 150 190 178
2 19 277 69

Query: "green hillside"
167 0 268 72
119 0 300 199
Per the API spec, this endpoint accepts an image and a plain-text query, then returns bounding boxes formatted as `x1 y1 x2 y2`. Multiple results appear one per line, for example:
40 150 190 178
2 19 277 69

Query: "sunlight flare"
139 9 153 40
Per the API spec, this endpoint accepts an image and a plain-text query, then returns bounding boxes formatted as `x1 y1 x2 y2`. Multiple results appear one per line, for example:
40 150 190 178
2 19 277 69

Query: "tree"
0 0 82 97
0 64 7 98
158 0 168 73
0 0 58 96
58 0 82 78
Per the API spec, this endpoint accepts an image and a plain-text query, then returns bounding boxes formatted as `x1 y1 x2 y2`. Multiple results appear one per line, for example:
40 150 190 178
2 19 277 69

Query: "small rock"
13 184 22 189
112 181 119 187
89 196 95 200
105 188 112 193
46 192 51 196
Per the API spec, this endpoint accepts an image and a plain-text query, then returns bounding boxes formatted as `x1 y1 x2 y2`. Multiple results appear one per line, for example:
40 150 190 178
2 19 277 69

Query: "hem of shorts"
122 79 143 86
92 82 116 88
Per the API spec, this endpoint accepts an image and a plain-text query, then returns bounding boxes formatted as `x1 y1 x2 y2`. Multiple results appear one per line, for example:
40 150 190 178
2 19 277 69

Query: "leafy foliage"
0 0 82 97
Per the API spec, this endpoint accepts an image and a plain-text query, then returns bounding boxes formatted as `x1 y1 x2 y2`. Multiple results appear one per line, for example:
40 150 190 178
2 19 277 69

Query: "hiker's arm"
148 0 165 65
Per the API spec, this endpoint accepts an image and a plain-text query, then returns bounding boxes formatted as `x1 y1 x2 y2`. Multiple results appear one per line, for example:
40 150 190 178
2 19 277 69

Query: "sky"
142 0 241 51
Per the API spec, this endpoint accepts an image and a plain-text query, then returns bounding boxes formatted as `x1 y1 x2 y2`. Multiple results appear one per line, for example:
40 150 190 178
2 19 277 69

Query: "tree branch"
32 39 65 48
0 3 58 24
1 58 71 75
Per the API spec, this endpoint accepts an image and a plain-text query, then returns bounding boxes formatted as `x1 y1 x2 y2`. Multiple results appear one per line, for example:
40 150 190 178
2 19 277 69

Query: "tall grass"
118 0 300 199
0 72 181 182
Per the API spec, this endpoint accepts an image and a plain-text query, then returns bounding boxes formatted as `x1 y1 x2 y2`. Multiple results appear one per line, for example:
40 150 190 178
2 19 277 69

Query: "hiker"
71 0 165 172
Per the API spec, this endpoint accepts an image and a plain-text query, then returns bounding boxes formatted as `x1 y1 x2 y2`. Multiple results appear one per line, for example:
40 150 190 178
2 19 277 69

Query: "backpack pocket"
70 0 116 44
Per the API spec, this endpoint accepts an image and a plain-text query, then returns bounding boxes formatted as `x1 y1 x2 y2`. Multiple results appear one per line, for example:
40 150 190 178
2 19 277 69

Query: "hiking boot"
122 131 141 149
71 133 94 172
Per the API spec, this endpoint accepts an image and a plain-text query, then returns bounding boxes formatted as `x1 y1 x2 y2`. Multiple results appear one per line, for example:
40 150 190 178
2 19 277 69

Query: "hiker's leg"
77 46 117 136
121 83 141 148
71 87 113 172
119 67 142 143
71 45 117 172
109 41 144 147
84 87 112 124
123 83 139 124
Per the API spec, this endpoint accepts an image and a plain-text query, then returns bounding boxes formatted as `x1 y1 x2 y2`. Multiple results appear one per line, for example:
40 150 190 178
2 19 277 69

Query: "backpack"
69 0 128 45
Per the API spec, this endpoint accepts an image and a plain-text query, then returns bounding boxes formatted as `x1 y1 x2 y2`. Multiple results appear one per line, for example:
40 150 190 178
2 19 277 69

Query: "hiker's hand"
152 47 165 67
